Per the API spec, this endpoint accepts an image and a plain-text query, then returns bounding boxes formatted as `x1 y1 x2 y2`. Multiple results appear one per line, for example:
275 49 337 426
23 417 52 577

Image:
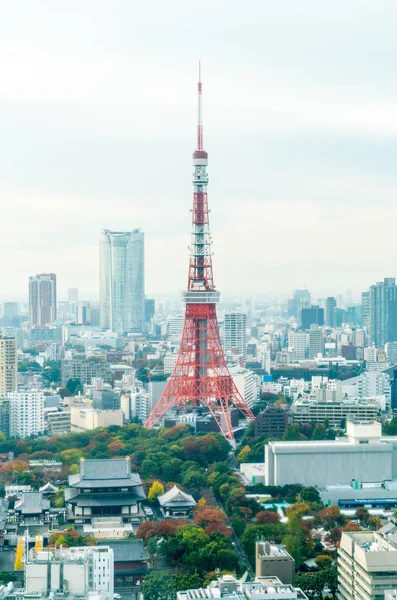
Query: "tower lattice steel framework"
144 67 255 444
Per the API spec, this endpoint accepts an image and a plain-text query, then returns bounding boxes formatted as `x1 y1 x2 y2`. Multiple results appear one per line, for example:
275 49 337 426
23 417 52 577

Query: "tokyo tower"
144 66 255 445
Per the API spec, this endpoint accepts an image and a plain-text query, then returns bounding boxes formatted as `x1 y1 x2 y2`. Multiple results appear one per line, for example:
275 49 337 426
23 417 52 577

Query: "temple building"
65 458 146 526
157 485 197 518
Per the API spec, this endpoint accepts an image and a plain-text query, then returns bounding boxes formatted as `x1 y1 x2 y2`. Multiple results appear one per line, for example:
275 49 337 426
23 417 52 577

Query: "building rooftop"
14 492 50 515
68 458 143 489
158 485 196 507
107 539 149 562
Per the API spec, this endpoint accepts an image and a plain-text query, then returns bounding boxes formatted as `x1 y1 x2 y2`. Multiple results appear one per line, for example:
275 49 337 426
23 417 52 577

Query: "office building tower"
224 312 247 363
99 229 144 334
338 525 397 600
77 301 91 324
144 298 155 324
325 297 337 328
386 342 397 366
0 336 17 395
288 332 308 360
68 288 79 303
368 277 397 347
2 302 18 326
308 326 323 359
9 391 45 438
301 305 324 330
362 290 370 330
353 329 365 348
347 304 362 326
29 273 57 327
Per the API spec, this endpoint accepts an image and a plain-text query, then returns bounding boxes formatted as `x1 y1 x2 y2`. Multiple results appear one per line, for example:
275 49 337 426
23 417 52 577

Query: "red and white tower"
144 67 255 445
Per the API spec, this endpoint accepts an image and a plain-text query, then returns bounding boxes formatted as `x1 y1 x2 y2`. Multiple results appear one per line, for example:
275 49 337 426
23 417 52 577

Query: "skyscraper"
29 273 57 327
300 305 324 329
325 297 337 327
368 277 397 347
224 312 247 364
0 336 18 395
99 229 144 334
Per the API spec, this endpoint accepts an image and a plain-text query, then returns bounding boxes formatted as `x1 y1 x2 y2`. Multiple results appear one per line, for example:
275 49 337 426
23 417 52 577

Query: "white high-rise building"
224 312 247 364
230 366 257 408
121 386 150 421
9 391 45 438
288 332 309 361
164 352 178 374
0 336 17 395
99 229 144 334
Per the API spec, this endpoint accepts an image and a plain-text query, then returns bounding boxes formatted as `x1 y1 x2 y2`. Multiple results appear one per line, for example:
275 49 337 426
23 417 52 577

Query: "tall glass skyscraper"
99 229 144 334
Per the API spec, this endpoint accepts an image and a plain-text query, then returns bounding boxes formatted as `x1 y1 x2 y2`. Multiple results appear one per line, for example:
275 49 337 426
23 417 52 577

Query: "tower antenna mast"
144 66 255 445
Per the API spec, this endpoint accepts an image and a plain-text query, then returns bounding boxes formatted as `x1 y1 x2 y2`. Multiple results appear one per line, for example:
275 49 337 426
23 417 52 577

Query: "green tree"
311 424 326 440
315 554 333 569
142 572 176 600
324 565 338 600
299 487 321 504
66 378 82 395
283 534 302 568
282 425 302 441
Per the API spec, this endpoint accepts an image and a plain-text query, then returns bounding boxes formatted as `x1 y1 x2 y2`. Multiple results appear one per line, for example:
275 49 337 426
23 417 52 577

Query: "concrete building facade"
255 542 295 584
265 421 397 504
9 392 45 438
224 312 247 364
0 337 17 395
338 525 397 600
29 273 57 327
25 545 114 600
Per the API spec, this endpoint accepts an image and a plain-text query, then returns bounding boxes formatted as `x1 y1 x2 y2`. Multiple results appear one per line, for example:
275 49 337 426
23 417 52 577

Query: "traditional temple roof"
107 539 149 562
157 485 197 508
67 492 145 507
14 492 50 515
68 458 143 489
39 482 59 494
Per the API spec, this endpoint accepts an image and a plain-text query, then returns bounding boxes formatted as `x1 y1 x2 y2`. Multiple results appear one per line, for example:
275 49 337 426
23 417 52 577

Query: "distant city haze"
1 1 397 299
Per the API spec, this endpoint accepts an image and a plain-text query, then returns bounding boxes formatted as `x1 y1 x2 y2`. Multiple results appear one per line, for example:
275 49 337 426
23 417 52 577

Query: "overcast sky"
1 1 397 302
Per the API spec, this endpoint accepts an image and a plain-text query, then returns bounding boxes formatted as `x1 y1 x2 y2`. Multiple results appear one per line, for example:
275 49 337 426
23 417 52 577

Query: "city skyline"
1 2 397 299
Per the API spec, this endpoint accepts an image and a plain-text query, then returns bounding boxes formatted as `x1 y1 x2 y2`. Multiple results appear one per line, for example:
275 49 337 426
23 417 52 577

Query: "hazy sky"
1 1 397 301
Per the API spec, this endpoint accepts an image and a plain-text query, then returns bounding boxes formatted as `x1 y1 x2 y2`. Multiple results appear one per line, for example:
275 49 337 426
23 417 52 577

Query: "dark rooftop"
107 539 149 562
68 458 143 489
67 491 145 507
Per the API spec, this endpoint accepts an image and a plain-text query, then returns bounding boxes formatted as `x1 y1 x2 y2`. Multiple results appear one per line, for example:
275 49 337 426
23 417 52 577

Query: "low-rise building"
265 420 397 504
291 396 379 428
177 575 308 600
107 539 149 588
256 542 295 584
255 405 288 438
240 463 266 485
14 491 50 525
70 406 123 432
45 408 71 435
24 545 114 600
158 485 197 518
